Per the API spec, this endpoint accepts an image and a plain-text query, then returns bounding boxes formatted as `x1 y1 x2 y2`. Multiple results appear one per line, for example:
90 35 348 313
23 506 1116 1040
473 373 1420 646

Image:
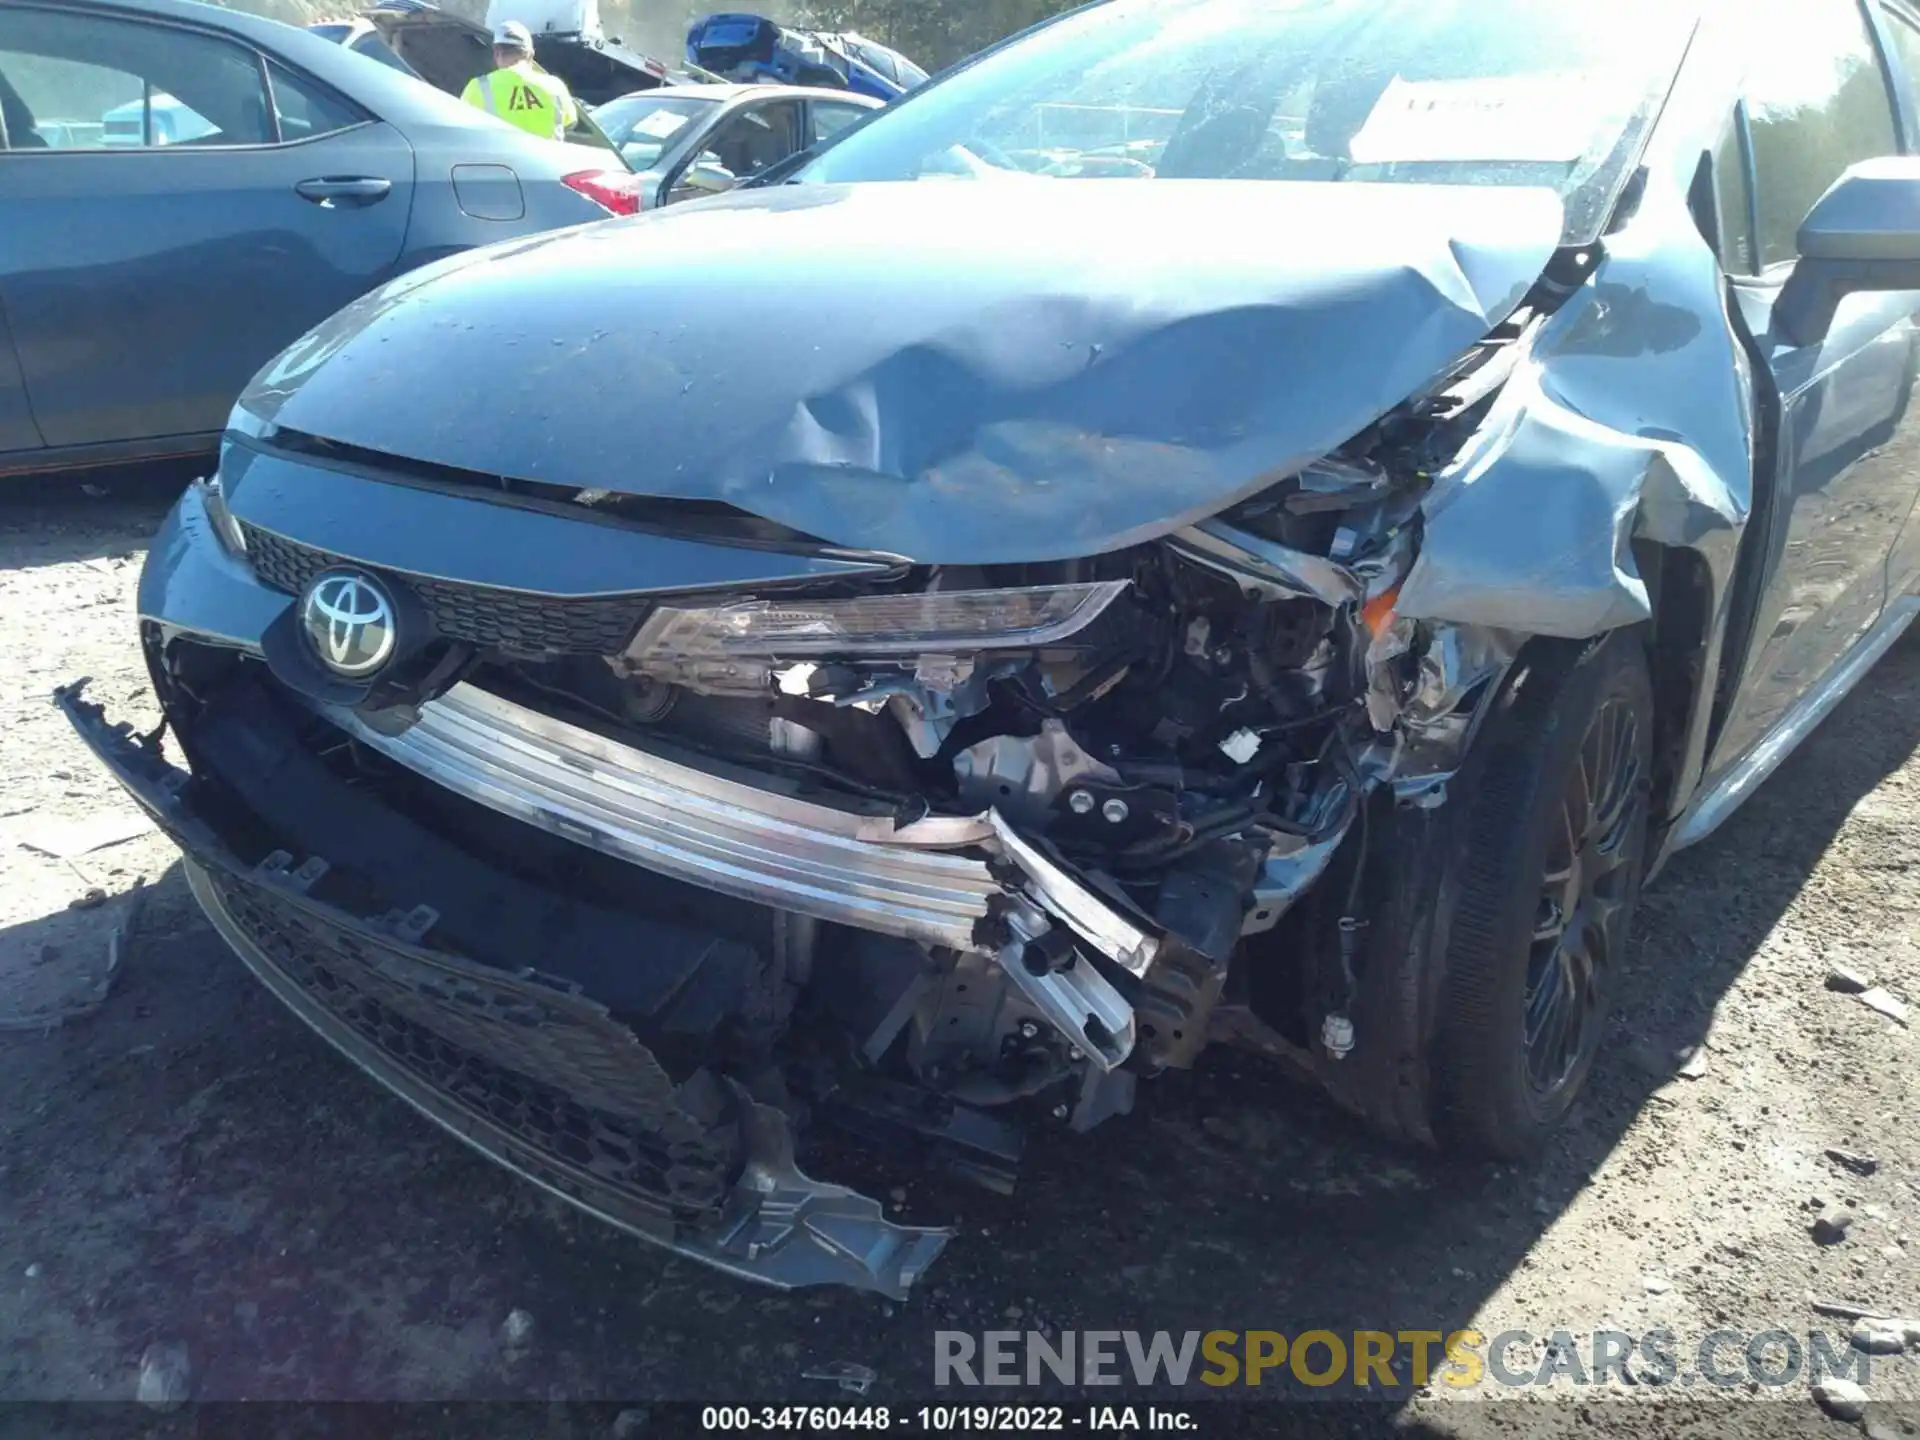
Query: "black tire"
1431 632 1654 1157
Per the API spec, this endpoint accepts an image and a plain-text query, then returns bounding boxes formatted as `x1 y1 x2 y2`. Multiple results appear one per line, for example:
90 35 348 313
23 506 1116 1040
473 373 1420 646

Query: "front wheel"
1431 632 1654 1157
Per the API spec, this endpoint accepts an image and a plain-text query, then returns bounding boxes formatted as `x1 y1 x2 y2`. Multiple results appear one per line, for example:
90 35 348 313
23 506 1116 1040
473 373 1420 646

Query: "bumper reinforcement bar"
328 683 1162 986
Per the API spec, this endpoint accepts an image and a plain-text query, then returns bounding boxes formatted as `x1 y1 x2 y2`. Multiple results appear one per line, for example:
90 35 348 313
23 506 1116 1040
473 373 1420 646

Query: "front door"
665 97 804 204
0 296 41 460
0 4 415 450
1867 0 1920 599
1713 0 1920 766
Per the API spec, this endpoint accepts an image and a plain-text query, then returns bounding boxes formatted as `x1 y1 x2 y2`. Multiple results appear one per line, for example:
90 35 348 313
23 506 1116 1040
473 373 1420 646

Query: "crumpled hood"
244 180 1563 563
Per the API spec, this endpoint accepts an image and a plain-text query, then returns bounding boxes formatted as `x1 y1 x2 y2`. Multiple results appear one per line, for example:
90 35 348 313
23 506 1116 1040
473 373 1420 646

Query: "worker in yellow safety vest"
462 21 577 141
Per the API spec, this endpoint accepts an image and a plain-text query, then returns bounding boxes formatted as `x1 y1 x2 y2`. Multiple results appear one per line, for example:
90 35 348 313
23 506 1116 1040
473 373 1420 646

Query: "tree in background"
794 0 1081 72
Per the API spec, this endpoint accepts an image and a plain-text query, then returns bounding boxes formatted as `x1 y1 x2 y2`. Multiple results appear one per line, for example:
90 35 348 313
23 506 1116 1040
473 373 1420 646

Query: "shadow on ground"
2 630 1918 1407
0 467 185 573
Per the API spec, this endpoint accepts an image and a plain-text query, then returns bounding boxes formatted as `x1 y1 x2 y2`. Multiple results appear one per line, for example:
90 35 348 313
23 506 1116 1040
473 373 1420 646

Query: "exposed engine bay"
64 258 1583 1299
384 302 1534 1162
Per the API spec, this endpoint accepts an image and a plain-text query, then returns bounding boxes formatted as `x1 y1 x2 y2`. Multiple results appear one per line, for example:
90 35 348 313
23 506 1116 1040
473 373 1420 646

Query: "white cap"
492 20 533 50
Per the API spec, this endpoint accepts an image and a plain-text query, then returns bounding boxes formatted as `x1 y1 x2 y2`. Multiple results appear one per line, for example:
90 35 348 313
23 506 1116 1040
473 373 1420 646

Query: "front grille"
206 865 738 1218
243 524 651 656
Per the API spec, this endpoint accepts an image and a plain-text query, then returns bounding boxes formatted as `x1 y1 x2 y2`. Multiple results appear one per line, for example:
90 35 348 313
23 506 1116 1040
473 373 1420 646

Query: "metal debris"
1826 1148 1879 1177
135 1341 191 1409
1856 987 1910 1026
1676 1048 1709 1080
802 1362 877 1396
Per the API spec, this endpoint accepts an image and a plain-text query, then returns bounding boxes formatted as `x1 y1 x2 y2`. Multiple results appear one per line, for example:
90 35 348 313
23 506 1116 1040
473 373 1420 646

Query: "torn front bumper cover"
54 671 1175 1295
52 681 951 1298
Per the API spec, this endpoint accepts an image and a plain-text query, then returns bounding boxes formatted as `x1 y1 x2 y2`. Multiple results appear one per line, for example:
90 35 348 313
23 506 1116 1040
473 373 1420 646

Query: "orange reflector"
1362 585 1401 638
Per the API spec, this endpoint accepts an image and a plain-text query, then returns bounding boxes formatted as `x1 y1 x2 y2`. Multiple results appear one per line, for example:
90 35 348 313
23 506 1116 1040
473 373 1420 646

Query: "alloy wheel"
1522 696 1645 1095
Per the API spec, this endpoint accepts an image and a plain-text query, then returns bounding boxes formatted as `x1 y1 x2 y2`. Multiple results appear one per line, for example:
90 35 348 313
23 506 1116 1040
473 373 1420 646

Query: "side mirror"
1778 157 1920 344
683 157 738 194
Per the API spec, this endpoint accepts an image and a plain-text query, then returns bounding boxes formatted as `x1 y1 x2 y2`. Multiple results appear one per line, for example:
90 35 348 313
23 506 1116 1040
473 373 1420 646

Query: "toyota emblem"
300 570 397 678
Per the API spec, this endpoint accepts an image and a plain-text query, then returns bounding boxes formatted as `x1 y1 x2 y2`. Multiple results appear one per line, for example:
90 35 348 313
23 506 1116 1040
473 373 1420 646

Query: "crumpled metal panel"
1367 619 1523 805
1395 186 1752 636
239 179 1564 564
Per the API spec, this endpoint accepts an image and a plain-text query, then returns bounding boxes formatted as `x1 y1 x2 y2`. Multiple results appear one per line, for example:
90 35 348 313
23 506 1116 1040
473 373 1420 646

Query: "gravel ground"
2 477 1918 1435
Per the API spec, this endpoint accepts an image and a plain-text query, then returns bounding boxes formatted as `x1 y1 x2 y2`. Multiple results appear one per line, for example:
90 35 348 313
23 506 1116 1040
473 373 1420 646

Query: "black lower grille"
242 524 651 656
207 866 738 1218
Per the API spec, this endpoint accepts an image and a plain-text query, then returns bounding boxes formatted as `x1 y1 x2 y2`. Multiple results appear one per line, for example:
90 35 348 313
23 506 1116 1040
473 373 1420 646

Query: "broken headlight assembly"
627 580 1132 660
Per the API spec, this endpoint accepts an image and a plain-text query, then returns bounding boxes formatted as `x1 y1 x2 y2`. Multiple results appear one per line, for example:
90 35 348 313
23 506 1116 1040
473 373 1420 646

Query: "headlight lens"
629 580 1129 661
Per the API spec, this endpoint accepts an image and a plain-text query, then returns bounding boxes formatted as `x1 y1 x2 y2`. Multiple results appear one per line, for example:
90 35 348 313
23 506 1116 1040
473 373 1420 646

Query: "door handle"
295 176 393 208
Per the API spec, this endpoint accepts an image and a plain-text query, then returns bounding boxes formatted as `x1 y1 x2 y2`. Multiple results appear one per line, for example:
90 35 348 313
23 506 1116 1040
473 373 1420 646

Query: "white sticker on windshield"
1346 74 1604 165
633 109 692 139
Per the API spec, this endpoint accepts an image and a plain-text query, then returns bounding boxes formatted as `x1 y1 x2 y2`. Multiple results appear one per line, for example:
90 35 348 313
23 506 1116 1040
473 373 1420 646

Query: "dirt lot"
2 476 1918 1433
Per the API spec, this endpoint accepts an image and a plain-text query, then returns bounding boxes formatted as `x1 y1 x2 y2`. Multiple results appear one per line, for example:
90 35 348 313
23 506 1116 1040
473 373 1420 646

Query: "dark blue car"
687 13 925 102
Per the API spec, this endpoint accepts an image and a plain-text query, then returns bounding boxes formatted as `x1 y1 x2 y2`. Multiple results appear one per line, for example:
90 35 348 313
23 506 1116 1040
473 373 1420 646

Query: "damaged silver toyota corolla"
60 0 1920 1294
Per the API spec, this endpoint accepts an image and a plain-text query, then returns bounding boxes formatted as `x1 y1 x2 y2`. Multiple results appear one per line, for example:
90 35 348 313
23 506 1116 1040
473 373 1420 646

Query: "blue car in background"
687 13 925 102
0 0 641 480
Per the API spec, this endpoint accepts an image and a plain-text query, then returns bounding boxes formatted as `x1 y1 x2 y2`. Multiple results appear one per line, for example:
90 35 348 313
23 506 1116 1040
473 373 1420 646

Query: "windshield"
795 0 1696 242
593 91 720 168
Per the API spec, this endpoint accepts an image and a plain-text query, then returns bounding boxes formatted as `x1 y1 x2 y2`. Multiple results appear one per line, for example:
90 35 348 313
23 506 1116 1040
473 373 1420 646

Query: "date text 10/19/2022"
701 1407 1199 1432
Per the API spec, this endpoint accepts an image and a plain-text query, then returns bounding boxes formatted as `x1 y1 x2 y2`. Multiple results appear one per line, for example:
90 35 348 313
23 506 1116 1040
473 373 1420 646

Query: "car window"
1881 6 1920 122
812 100 870 144
595 91 720 168
794 0 1699 246
1713 113 1758 276
266 61 364 142
705 99 804 178
561 104 626 161
850 39 899 85
1744 0 1899 269
0 6 272 151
